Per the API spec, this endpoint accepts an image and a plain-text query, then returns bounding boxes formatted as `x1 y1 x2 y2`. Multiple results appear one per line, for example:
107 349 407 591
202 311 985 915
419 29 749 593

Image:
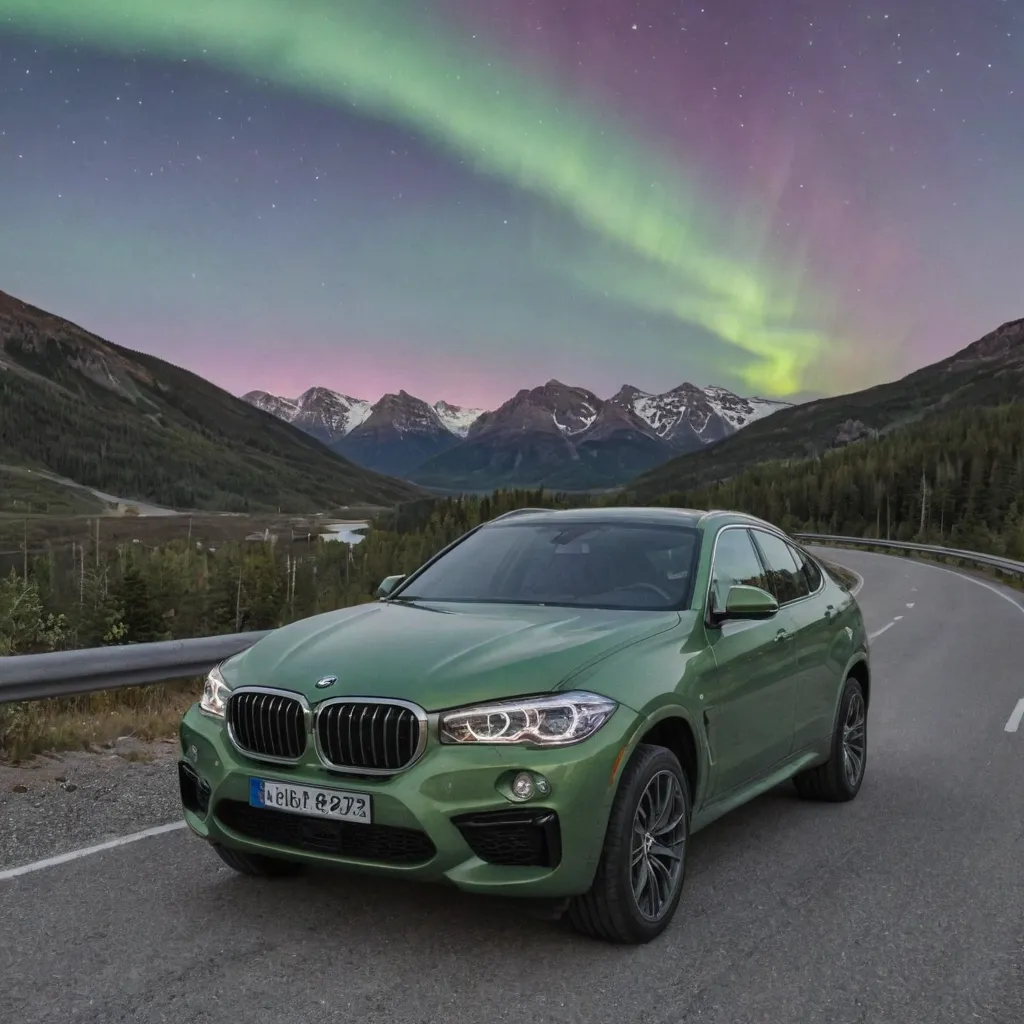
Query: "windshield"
394 521 701 610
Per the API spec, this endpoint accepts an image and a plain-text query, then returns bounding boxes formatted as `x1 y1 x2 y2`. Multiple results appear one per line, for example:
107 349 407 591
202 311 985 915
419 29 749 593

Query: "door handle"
773 629 794 643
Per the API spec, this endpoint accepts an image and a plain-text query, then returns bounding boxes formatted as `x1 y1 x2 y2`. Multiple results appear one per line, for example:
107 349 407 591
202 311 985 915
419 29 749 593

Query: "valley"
3 285 1023 534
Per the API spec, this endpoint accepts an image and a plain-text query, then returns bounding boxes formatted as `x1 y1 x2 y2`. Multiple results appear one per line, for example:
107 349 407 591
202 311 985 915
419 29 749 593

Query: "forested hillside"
647 402 1024 558
0 289 420 511
629 317 1024 497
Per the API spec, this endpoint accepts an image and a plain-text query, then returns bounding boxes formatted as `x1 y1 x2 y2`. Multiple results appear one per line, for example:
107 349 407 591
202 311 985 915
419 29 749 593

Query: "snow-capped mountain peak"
293 386 372 439
611 382 791 449
243 389 299 421
241 386 370 444
243 379 792 476
434 400 484 437
700 385 790 428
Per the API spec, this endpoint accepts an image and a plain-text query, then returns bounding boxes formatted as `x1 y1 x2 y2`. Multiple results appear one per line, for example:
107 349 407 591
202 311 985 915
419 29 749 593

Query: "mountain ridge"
246 378 791 489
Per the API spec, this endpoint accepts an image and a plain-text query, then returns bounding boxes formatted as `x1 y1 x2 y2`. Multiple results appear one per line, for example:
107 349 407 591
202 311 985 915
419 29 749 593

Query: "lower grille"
452 809 562 868
227 689 307 762
178 761 211 816
315 699 424 773
215 800 436 865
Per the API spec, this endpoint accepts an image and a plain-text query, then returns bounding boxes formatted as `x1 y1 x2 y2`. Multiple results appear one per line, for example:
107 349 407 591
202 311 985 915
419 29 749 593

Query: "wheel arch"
615 705 707 810
845 654 871 708
825 652 871 737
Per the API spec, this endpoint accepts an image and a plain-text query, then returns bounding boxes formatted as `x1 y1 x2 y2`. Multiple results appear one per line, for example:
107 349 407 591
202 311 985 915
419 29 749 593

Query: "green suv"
178 507 869 944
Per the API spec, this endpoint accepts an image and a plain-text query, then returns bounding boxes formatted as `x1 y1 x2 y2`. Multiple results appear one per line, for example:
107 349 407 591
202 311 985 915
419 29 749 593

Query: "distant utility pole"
234 565 243 632
919 469 929 537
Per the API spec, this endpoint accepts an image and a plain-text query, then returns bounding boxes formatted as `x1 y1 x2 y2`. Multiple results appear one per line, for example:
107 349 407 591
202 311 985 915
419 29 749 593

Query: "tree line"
3 401 1023 664
650 402 1024 558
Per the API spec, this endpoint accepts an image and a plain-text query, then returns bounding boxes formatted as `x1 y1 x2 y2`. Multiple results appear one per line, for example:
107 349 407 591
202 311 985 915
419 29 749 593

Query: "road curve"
1 549 1021 1024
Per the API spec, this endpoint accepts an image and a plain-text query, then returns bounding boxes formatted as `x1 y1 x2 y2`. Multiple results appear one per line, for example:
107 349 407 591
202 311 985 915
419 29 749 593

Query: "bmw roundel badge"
315 675 338 689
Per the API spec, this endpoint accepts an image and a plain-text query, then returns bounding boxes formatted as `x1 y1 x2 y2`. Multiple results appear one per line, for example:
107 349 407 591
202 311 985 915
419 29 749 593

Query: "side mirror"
376 574 405 599
712 584 778 623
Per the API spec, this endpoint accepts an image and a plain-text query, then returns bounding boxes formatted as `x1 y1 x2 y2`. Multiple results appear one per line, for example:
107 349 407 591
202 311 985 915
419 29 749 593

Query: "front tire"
793 675 867 802
212 843 304 878
568 743 690 944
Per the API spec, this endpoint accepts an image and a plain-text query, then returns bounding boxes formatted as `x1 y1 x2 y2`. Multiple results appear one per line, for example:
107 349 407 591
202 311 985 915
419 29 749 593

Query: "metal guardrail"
1 533 1021 704
794 533 1024 577
0 631 269 703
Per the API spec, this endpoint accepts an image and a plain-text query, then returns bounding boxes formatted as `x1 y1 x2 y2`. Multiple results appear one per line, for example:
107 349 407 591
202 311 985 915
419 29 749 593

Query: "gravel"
0 738 181 871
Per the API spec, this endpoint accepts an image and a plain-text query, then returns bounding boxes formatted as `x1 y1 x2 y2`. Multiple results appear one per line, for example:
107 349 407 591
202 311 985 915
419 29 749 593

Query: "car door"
702 525 799 800
748 530 835 753
787 543 844 750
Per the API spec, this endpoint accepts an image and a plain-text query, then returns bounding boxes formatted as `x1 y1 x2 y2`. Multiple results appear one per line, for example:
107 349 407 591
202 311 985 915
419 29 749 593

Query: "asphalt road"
1 548 1022 1024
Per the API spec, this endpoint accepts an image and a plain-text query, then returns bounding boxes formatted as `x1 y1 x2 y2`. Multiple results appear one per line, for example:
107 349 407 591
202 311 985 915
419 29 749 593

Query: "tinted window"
395 521 701 610
791 546 823 592
752 530 810 604
709 528 768 612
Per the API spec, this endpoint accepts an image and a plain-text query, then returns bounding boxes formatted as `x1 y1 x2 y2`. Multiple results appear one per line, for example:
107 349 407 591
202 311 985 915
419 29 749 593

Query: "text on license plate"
249 778 372 823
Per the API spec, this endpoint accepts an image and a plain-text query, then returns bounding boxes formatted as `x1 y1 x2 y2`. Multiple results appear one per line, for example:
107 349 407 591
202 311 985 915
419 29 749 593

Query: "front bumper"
178 701 635 899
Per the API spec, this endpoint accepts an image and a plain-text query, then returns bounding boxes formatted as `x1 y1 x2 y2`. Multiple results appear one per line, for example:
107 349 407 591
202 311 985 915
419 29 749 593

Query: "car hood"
223 600 681 711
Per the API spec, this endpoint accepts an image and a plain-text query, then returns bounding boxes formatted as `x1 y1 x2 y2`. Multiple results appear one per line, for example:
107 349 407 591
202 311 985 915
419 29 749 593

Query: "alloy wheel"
630 769 687 921
842 690 867 789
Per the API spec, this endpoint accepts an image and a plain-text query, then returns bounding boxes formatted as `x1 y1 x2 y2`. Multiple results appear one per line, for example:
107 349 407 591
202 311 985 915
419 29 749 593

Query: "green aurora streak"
0 0 840 394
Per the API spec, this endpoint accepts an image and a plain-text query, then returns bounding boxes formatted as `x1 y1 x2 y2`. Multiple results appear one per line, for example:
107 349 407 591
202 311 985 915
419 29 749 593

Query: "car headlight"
200 664 231 718
438 691 617 747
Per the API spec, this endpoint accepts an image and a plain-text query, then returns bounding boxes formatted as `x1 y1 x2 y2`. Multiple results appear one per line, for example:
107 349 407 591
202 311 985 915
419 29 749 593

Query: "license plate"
249 777 372 824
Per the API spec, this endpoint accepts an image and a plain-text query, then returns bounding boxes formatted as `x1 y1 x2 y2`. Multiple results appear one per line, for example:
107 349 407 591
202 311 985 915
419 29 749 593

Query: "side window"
790 545 823 593
752 531 810 605
709 528 768 612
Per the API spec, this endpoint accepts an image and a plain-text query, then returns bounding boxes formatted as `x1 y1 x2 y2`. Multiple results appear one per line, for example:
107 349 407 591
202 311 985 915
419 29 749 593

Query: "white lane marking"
0 821 186 882
1005 699 1024 733
894 615 904 621
823 547 1024 619
906 602 915 609
869 621 896 640
912 560 1024 617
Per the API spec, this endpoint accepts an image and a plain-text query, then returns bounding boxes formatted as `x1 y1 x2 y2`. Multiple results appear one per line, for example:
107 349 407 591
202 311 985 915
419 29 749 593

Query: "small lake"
320 520 370 544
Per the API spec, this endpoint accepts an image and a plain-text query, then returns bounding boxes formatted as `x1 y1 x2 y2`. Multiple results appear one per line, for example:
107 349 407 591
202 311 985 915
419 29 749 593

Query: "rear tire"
793 676 867 802
568 743 690 944
212 843 304 878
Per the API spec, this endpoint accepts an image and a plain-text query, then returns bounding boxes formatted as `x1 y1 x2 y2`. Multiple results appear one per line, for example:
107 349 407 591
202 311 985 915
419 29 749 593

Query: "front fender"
605 700 712 810
565 619 714 812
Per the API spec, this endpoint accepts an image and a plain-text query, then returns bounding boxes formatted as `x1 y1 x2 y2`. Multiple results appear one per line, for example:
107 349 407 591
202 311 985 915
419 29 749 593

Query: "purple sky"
0 0 1020 409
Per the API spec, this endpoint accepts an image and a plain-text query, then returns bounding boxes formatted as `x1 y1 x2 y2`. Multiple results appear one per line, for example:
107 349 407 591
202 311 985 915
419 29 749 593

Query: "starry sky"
0 0 1020 410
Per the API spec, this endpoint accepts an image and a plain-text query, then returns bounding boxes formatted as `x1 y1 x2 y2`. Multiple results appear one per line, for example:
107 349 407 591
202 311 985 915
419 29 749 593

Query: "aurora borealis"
0 1 1020 407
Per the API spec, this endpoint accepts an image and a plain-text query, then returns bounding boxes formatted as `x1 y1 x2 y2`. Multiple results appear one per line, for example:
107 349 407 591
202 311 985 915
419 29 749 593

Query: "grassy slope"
0 290 422 512
0 466 107 515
